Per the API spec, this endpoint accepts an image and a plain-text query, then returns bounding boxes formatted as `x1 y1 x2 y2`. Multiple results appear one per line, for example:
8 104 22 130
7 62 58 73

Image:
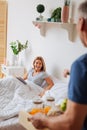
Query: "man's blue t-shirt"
68 53 87 130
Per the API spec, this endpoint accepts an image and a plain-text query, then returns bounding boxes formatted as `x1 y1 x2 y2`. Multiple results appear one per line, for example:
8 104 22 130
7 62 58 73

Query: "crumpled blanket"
0 76 43 121
0 76 68 121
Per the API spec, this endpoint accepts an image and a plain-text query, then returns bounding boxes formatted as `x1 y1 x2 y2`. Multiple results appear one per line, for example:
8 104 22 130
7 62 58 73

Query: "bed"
0 76 68 130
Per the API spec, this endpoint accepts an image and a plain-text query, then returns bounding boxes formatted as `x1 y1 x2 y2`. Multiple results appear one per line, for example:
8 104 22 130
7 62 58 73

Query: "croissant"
47 106 63 116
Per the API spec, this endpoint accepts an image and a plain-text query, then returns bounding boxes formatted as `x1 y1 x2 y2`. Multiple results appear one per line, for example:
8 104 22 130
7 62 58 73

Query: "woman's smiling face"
34 59 43 72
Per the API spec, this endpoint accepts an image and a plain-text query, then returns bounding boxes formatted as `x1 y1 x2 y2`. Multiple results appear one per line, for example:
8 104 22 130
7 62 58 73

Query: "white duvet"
0 76 68 121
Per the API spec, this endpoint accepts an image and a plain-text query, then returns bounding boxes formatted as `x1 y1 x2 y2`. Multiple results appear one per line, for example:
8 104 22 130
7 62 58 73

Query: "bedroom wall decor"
51 7 62 22
62 0 70 23
10 40 29 66
36 4 45 21
10 40 28 55
32 21 76 42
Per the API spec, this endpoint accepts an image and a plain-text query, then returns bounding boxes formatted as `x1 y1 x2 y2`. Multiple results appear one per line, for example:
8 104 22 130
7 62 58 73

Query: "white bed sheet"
0 116 26 130
0 76 68 129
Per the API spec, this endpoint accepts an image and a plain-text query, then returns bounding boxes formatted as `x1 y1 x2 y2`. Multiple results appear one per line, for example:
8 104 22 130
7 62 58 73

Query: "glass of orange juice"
43 106 51 114
29 98 44 115
43 96 55 114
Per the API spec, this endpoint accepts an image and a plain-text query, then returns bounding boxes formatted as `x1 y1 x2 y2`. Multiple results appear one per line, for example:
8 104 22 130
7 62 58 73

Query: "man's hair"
78 1 87 19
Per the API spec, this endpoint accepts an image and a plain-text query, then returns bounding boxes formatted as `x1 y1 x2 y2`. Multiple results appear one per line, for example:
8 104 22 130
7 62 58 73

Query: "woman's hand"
39 90 45 97
39 76 54 97
23 70 28 80
63 69 70 78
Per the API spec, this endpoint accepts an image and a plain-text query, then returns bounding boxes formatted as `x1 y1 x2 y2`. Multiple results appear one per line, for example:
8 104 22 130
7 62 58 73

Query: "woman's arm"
44 77 54 90
23 72 28 80
39 77 54 97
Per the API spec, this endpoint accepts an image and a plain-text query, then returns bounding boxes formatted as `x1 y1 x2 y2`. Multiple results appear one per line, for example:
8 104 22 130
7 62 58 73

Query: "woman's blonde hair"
33 56 46 71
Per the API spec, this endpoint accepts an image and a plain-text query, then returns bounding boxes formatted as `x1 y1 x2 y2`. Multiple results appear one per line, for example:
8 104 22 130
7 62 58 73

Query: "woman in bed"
23 56 54 97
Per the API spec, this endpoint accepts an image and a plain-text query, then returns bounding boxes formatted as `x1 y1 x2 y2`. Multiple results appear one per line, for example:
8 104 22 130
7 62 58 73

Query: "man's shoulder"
70 53 87 76
72 53 87 67
77 53 87 61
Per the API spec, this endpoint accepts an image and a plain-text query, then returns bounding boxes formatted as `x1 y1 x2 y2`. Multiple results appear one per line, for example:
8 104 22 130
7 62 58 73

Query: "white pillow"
42 82 68 105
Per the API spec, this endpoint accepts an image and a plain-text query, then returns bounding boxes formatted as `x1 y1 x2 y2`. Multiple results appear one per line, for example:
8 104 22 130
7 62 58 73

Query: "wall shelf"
32 21 76 42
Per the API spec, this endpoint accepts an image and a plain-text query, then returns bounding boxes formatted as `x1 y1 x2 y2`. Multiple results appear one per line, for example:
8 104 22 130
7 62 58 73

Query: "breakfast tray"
19 111 49 130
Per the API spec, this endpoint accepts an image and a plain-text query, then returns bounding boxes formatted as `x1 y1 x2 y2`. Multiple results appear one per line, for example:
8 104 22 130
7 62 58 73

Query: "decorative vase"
11 55 19 66
61 6 69 23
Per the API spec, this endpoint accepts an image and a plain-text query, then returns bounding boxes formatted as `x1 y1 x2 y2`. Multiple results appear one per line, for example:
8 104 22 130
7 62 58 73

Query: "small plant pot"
61 6 69 23
39 14 43 21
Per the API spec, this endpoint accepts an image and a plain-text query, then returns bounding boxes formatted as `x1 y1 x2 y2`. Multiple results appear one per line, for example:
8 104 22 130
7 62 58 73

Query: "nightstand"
1 65 24 77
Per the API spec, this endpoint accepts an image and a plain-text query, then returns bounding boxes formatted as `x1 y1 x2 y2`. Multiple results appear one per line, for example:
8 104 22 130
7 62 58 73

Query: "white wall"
7 0 87 81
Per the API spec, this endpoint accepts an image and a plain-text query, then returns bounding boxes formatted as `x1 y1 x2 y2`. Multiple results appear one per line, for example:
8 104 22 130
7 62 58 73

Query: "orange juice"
29 98 43 115
29 108 44 115
29 106 51 115
44 106 51 114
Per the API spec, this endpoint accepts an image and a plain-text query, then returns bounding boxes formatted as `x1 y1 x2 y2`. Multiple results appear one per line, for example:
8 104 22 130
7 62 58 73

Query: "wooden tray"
19 111 49 130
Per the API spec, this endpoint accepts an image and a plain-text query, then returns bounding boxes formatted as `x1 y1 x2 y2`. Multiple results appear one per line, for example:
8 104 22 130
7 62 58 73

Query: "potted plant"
10 40 29 65
62 0 70 23
10 40 28 55
36 4 45 21
64 0 70 6
51 7 62 22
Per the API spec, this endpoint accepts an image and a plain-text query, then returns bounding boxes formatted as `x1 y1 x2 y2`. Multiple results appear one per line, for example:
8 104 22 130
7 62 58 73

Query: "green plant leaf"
10 40 29 55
